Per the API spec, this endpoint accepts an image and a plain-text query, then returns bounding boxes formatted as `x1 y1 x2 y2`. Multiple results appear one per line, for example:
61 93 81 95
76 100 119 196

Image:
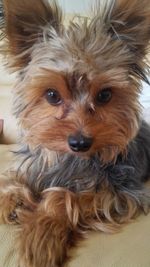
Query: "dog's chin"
70 150 94 159
55 147 94 159
55 144 120 163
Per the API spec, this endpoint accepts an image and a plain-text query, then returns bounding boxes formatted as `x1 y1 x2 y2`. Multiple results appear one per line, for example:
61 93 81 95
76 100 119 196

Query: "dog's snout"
68 134 93 152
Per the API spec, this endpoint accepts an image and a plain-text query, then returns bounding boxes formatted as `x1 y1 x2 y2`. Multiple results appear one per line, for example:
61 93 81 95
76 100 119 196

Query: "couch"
0 75 150 267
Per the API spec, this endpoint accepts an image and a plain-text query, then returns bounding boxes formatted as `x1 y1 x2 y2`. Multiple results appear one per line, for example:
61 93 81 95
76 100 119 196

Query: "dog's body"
0 0 150 266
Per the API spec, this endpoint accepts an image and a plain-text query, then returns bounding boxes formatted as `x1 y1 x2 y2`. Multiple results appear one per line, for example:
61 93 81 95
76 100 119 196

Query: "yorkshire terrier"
0 0 150 266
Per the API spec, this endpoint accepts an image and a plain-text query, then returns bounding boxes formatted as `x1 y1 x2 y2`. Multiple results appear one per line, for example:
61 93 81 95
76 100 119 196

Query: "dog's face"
18 61 139 162
2 0 150 162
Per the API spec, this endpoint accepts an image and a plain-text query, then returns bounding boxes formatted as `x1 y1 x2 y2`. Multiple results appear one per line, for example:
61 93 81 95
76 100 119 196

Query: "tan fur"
0 0 150 266
0 177 143 267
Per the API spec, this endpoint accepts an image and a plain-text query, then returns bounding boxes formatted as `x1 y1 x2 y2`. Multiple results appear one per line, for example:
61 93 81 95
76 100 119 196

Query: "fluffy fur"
0 0 150 266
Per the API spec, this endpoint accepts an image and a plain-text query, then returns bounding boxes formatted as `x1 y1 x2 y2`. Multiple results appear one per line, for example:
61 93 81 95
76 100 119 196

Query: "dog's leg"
17 185 138 267
17 184 140 267
0 177 37 224
18 188 81 267
13 181 150 267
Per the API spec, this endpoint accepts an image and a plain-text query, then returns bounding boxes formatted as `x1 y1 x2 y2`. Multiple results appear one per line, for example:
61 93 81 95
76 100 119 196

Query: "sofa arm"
0 119 3 136
0 116 18 145
0 86 18 144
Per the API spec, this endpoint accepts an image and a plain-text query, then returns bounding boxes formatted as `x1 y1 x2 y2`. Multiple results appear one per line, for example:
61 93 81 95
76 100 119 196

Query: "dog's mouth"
67 143 122 165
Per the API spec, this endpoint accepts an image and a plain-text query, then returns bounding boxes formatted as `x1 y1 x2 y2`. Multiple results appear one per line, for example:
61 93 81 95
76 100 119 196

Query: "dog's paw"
18 189 79 267
0 179 37 224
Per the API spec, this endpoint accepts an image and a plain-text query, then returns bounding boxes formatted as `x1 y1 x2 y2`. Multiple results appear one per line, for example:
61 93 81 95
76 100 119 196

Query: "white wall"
58 0 90 13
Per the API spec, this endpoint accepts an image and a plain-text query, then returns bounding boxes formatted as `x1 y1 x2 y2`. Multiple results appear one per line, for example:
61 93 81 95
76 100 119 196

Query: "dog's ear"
109 0 150 53
94 0 150 83
1 0 62 69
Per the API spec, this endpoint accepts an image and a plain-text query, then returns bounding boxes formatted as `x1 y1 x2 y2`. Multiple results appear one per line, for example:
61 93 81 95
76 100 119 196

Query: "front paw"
18 189 79 267
0 179 37 224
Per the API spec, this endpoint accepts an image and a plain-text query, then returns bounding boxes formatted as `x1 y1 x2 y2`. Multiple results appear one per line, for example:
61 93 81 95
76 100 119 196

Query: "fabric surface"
0 145 17 173
0 225 18 267
0 145 150 267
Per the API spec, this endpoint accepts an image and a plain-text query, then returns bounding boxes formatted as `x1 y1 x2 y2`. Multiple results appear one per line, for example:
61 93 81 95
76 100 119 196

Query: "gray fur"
1 0 150 212
14 121 150 210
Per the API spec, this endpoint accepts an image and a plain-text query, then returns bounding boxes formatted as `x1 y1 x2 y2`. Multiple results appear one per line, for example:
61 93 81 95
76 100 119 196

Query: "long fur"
0 1 150 267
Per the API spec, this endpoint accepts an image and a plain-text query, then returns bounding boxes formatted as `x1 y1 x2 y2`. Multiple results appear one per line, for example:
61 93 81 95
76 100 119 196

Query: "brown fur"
2 0 62 68
16 68 140 162
0 178 142 267
0 0 150 266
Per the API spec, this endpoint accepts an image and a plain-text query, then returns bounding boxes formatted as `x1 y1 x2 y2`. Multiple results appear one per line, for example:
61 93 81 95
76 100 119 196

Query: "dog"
0 0 150 266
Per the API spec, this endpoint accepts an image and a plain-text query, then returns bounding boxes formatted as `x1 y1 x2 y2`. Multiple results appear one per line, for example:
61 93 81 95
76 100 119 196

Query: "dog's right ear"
0 0 62 69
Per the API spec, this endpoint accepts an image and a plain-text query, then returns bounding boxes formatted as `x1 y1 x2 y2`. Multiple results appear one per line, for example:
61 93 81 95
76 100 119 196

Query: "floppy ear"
1 0 62 68
95 0 150 83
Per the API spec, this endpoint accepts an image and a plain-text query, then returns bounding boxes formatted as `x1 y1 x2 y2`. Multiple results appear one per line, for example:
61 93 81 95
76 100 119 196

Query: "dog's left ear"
111 0 150 52
111 0 150 82
95 0 150 83
0 0 62 69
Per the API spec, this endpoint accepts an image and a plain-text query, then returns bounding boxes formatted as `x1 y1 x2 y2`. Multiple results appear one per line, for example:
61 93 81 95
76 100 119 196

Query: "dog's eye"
45 89 62 105
96 88 112 104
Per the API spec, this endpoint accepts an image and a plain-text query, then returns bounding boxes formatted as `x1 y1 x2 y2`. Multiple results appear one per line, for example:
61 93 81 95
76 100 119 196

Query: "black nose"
68 134 93 152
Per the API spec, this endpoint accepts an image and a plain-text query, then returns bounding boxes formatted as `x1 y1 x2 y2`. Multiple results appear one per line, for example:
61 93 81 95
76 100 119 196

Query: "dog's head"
1 0 150 162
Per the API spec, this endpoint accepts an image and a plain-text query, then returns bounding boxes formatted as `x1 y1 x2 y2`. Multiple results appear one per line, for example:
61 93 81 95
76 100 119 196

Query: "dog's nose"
68 134 93 152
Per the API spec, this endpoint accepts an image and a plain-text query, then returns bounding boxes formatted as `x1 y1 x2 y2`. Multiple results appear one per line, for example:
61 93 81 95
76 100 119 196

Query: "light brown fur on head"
1 0 150 164
17 68 140 162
